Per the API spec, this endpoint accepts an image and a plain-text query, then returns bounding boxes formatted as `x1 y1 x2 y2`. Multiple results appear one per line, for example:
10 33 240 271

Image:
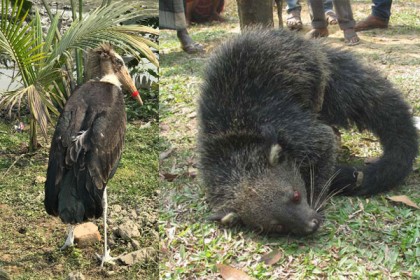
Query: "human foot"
286 9 302 31
182 42 205 54
209 13 225 22
343 28 360 46
325 10 338 25
177 29 205 54
305 28 329 39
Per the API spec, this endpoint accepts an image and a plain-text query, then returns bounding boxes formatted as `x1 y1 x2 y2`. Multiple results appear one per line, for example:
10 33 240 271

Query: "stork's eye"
292 190 301 203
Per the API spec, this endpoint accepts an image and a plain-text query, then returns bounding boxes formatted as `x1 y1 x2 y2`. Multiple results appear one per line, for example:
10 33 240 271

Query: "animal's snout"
307 217 321 234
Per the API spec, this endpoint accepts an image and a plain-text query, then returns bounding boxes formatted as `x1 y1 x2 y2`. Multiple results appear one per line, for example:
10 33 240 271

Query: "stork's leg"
96 187 116 267
60 225 75 250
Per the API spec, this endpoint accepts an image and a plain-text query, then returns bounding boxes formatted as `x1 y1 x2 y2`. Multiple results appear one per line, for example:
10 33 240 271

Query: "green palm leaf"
46 2 159 67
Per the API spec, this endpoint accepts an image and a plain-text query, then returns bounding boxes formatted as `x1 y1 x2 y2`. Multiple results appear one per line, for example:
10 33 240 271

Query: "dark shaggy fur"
197 29 418 235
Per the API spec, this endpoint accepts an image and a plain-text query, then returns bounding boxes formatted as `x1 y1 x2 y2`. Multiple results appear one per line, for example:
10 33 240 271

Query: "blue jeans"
371 0 392 20
285 0 333 13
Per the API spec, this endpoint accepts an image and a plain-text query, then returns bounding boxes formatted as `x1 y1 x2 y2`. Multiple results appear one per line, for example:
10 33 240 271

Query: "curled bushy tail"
321 47 418 196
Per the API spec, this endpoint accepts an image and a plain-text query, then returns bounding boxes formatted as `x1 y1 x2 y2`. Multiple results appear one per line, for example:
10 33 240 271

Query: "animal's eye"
292 190 301 203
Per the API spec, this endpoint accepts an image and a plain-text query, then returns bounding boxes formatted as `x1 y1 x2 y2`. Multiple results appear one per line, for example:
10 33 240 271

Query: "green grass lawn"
0 94 159 279
159 0 420 279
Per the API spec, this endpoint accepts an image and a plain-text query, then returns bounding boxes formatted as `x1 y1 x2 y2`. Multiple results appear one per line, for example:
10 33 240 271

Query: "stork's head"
85 43 143 105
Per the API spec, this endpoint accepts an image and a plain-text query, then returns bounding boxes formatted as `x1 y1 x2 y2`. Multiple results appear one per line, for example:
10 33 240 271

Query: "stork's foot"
96 249 117 267
60 241 74 250
60 226 75 250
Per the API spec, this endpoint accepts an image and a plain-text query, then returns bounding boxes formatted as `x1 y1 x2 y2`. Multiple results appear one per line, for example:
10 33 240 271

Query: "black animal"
44 44 143 266
197 29 418 235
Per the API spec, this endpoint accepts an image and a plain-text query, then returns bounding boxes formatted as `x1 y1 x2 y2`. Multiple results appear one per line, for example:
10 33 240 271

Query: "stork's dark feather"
45 81 126 224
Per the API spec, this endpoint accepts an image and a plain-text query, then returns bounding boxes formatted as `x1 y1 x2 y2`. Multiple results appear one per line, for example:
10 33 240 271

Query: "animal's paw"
330 166 363 195
208 209 241 226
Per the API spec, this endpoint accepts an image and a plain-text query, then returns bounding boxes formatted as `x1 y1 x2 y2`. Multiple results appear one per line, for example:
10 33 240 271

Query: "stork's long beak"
118 66 143 106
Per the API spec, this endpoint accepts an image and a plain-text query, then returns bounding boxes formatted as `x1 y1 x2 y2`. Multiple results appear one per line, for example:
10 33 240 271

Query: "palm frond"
0 0 46 85
0 88 26 117
46 2 159 67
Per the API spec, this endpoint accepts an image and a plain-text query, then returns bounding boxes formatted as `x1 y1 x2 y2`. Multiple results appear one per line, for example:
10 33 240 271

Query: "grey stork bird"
44 43 143 266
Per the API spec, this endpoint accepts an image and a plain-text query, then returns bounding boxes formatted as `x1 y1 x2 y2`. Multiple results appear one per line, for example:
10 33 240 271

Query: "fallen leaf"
160 172 179 182
216 264 253 280
364 157 379 164
187 111 197 119
159 148 175 161
387 195 419 209
187 166 198 178
34 176 46 184
361 137 377 143
140 122 151 129
160 123 170 132
260 249 283 265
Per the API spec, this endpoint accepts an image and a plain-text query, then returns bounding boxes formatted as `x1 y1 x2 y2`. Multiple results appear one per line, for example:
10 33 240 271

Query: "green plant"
0 0 159 151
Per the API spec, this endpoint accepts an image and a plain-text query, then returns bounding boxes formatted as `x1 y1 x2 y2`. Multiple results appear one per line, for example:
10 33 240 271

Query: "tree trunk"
236 0 274 30
29 117 38 152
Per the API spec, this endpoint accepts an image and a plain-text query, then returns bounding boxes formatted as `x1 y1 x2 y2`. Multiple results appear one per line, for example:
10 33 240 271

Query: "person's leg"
323 0 333 11
210 0 224 22
333 0 359 46
286 0 302 30
355 0 391 31
185 0 198 25
333 0 355 30
285 0 301 13
306 0 329 38
324 0 337 25
308 0 327 29
177 28 204 54
371 0 392 20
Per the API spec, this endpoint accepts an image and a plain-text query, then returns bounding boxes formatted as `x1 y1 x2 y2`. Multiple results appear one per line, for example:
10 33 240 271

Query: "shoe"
355 15 388 31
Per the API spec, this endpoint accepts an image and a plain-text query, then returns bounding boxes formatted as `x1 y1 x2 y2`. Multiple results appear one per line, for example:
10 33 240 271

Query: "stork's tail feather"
56 169 104 224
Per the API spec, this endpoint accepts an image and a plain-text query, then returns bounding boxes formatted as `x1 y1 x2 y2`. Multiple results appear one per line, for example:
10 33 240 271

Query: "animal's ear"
261 125 284 166
268 144 283 166
208 209 240 226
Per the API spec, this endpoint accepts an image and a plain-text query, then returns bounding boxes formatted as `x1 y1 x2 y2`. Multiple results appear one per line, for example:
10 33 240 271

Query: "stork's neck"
100 74 122 89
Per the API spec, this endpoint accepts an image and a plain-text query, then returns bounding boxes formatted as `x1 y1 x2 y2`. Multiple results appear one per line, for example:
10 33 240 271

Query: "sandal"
343 29 360 46
325 10 338 25
305 28 329 39
286 9 302 31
